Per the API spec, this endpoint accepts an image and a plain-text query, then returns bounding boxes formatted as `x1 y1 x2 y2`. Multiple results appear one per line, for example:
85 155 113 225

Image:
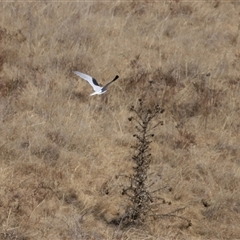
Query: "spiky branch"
121 99 164 226
120 98 191 229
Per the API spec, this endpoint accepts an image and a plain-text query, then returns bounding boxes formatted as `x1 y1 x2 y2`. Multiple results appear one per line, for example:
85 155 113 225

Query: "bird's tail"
90 92 99 96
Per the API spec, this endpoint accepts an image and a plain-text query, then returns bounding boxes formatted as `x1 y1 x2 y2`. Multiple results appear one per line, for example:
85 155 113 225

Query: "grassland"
0 1 240 239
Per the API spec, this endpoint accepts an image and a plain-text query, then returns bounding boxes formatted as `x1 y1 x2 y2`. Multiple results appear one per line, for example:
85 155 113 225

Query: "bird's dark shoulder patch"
92 78 100 86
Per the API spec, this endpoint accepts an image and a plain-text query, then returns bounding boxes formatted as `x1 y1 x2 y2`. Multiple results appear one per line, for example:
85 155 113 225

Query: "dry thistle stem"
120 99 191 228
121 99 164 227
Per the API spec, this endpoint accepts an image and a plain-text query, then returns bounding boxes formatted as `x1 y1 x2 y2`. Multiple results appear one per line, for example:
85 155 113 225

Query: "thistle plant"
120 98 164 226
120 98 191 228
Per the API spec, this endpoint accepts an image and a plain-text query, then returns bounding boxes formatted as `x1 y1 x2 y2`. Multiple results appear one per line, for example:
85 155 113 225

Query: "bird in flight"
73 71 119 96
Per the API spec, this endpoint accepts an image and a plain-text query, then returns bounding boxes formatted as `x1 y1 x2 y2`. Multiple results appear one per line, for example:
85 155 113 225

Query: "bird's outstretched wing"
102 75 119 91
73 71 102 92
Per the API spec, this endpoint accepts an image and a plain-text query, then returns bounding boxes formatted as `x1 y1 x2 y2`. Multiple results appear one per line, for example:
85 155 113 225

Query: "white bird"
73 71 119 96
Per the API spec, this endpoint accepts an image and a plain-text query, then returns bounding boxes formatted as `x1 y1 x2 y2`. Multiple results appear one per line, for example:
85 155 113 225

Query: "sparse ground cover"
0 1 240 239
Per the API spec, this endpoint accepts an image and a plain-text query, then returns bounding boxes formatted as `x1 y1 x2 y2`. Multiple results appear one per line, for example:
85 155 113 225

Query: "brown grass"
0 1 240 239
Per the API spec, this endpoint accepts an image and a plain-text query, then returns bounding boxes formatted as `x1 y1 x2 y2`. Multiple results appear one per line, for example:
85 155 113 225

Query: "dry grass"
0 1 240 239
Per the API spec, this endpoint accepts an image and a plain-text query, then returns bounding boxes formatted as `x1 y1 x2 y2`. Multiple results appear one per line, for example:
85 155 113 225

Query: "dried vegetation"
0 1 240 239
